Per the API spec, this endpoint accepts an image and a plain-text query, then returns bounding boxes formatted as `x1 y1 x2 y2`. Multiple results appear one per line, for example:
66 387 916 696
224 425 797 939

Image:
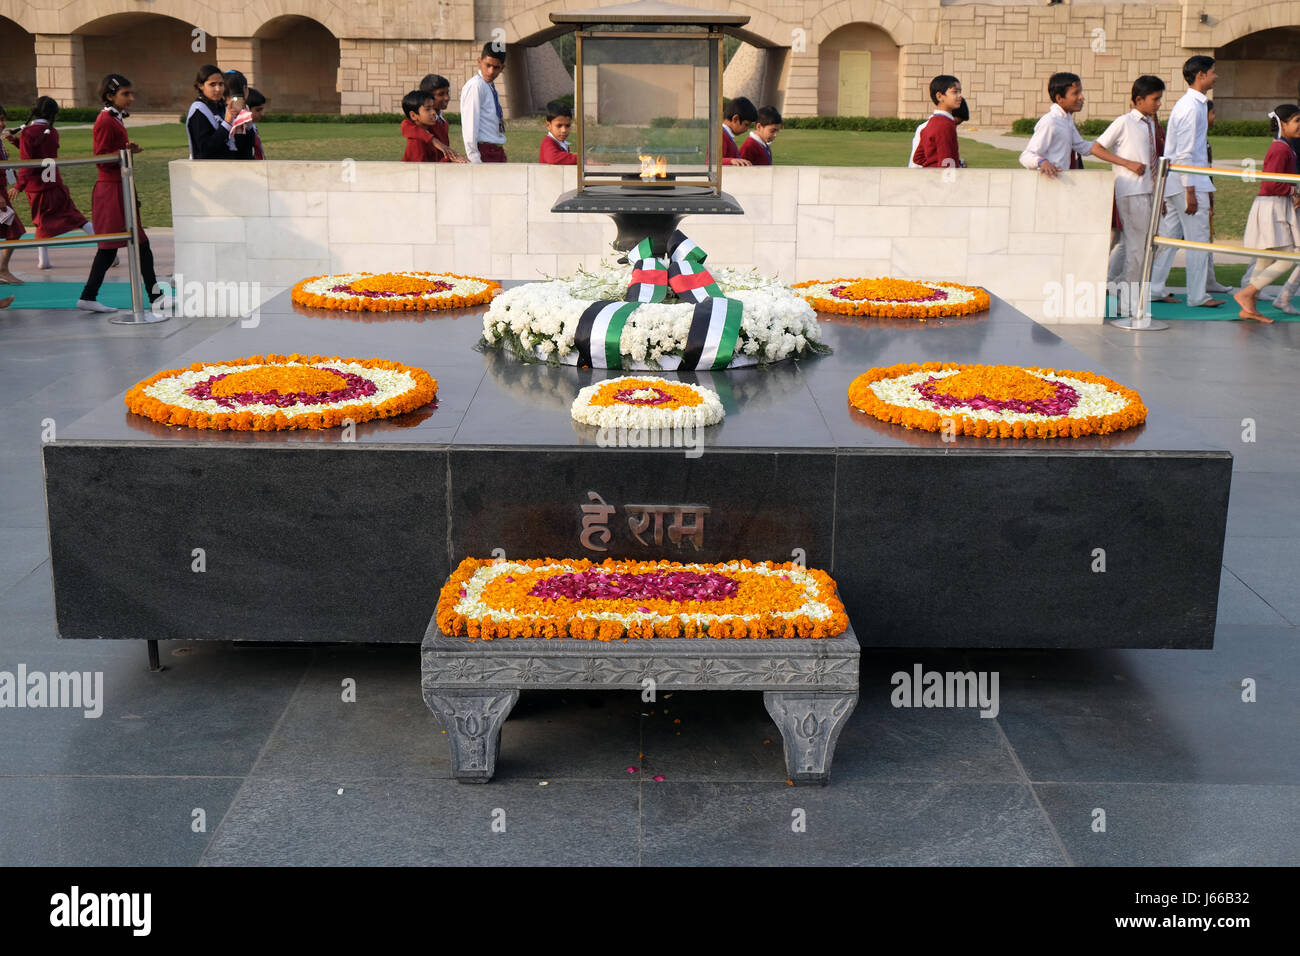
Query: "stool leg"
424 691 519 783
763 691 858 786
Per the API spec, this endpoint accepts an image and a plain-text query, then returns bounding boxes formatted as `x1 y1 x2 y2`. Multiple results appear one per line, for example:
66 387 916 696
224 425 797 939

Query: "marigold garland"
587 378 705 410
792 277 991 319
124 353 438 431
570 376 725 430
291 271 501 313
848 362 1147 439
437 557 849 641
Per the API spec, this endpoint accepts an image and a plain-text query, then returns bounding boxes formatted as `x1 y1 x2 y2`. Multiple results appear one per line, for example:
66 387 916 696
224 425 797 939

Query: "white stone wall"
169 160 1114 324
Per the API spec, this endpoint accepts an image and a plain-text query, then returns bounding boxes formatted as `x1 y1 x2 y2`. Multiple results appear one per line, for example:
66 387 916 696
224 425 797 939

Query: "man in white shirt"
460 42 508 163
1151 56 1223 307
1094 75 1165 315
1020 72 1132 176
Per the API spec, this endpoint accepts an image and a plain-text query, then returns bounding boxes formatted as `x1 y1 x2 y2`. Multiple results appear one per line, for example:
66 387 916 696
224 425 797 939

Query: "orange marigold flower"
290 272 501 313
846 362 1147 440
437 557 849 642
123 355 437 432
791 277 990 320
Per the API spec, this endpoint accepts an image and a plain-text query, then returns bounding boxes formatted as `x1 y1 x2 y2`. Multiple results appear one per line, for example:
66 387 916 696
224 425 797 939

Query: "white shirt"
1019 103 1093 171
459 73 505 163
1094 109 1159 197
1162 87 1214 195
907 119 927 168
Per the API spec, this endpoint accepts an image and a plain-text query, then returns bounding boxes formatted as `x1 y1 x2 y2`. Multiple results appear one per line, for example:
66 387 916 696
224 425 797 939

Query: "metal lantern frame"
571 23 725 195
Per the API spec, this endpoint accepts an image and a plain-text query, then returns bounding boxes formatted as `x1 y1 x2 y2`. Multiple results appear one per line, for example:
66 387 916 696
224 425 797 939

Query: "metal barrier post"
109 147 167 325
1110 155 1170 331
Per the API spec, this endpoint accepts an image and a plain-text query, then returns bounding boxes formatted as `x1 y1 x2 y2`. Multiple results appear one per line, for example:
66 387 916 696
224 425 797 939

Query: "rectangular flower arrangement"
436 557 849 641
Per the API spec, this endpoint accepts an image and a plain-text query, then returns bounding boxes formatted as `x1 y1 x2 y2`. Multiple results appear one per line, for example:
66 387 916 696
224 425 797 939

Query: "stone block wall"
170 159 1114 324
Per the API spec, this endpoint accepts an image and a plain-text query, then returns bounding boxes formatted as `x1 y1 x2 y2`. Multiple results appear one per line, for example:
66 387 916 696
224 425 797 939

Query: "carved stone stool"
421 622 860 785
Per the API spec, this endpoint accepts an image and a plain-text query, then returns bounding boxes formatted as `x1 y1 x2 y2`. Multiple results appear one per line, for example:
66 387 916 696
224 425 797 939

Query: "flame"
638 154 669 180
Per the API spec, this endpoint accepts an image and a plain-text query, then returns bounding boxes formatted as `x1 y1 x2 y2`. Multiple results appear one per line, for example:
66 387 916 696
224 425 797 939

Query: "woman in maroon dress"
16 96 93 270
78 74 167 313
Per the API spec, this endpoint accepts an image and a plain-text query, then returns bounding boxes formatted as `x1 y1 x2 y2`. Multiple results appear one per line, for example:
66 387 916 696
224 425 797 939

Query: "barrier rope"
0 149 159 323
1111 156 1300 332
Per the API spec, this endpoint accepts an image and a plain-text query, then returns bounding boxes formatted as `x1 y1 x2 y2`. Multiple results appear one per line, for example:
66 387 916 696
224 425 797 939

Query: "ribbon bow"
666 230 723 302
574 231 741 371
625 238 668 303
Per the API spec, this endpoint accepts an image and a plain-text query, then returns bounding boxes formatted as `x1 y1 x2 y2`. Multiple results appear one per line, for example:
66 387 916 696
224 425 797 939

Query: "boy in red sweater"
911 75 963 168
418 74 465 161
403 82 466 163
721 97 756 166
539 102 576 164
739 106 781 165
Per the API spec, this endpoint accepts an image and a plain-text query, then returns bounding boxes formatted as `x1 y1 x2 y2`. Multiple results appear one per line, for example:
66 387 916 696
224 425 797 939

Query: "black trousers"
80 243 158 303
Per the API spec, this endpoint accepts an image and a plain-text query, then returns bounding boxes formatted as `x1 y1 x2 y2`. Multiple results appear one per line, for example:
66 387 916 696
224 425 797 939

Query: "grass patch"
33 119 1272 235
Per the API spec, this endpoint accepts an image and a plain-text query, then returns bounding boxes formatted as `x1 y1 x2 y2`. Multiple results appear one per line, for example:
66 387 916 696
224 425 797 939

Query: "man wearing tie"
460 42 508 163
1155 55 1223 307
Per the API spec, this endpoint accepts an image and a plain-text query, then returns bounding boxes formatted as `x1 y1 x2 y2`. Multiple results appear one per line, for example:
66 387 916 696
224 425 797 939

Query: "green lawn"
36 119 1277 236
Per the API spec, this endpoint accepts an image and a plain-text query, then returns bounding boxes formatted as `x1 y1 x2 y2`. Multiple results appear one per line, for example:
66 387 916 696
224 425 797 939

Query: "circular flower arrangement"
291 271 500 312
125 353 437 431
791 277 990 319
571 376 724 429
437 557 849 641
848 363 1147 438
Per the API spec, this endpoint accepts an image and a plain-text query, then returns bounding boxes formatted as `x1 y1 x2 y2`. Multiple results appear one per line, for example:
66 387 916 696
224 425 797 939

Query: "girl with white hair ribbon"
1233 106 1300 322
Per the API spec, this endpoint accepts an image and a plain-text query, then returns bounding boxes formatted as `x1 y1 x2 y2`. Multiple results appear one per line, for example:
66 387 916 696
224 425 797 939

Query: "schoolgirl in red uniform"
17 96 93 269
78 74 167 313
0 104 28 284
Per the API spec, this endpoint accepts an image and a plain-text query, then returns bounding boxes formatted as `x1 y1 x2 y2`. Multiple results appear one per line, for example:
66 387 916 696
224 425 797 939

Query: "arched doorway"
255 16 340 113
1213 26 1300 120
818 23 899 117
78 13 210 112
0 17 37 108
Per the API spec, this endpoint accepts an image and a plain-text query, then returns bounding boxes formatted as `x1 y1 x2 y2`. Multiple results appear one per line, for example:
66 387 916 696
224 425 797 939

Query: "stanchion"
109 148 167 325
1110 158 1300 331
1110 156 1169 331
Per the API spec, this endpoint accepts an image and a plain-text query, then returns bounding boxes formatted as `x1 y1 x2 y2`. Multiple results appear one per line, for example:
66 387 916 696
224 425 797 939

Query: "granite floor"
1 304 1297 866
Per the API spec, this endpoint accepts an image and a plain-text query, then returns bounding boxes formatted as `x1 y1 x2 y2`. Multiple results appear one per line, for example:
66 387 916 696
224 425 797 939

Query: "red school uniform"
401 118 445 162
431 115 450 158
1258 139 1298 197
911 112 960 168
721 126 743 165
539 133 577 165
89 108 148 251
16 121 88 238
738 131 772 166
0 138 25 240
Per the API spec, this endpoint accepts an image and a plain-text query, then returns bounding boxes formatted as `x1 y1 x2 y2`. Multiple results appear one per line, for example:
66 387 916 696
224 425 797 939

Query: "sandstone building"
0 0 1295 125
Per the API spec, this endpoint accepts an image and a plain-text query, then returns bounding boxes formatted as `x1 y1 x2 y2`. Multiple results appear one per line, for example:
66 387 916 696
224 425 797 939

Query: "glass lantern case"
549 0 748 253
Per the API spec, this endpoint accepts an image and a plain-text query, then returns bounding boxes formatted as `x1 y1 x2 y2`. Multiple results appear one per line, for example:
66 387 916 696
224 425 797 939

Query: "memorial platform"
44 291 1231 649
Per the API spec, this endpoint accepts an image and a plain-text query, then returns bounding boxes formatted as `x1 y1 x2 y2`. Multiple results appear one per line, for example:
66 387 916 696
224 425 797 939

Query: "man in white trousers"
1153 55 1223 308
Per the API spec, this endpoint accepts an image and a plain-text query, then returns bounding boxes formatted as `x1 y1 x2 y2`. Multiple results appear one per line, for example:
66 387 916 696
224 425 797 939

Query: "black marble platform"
43 291 1231 648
